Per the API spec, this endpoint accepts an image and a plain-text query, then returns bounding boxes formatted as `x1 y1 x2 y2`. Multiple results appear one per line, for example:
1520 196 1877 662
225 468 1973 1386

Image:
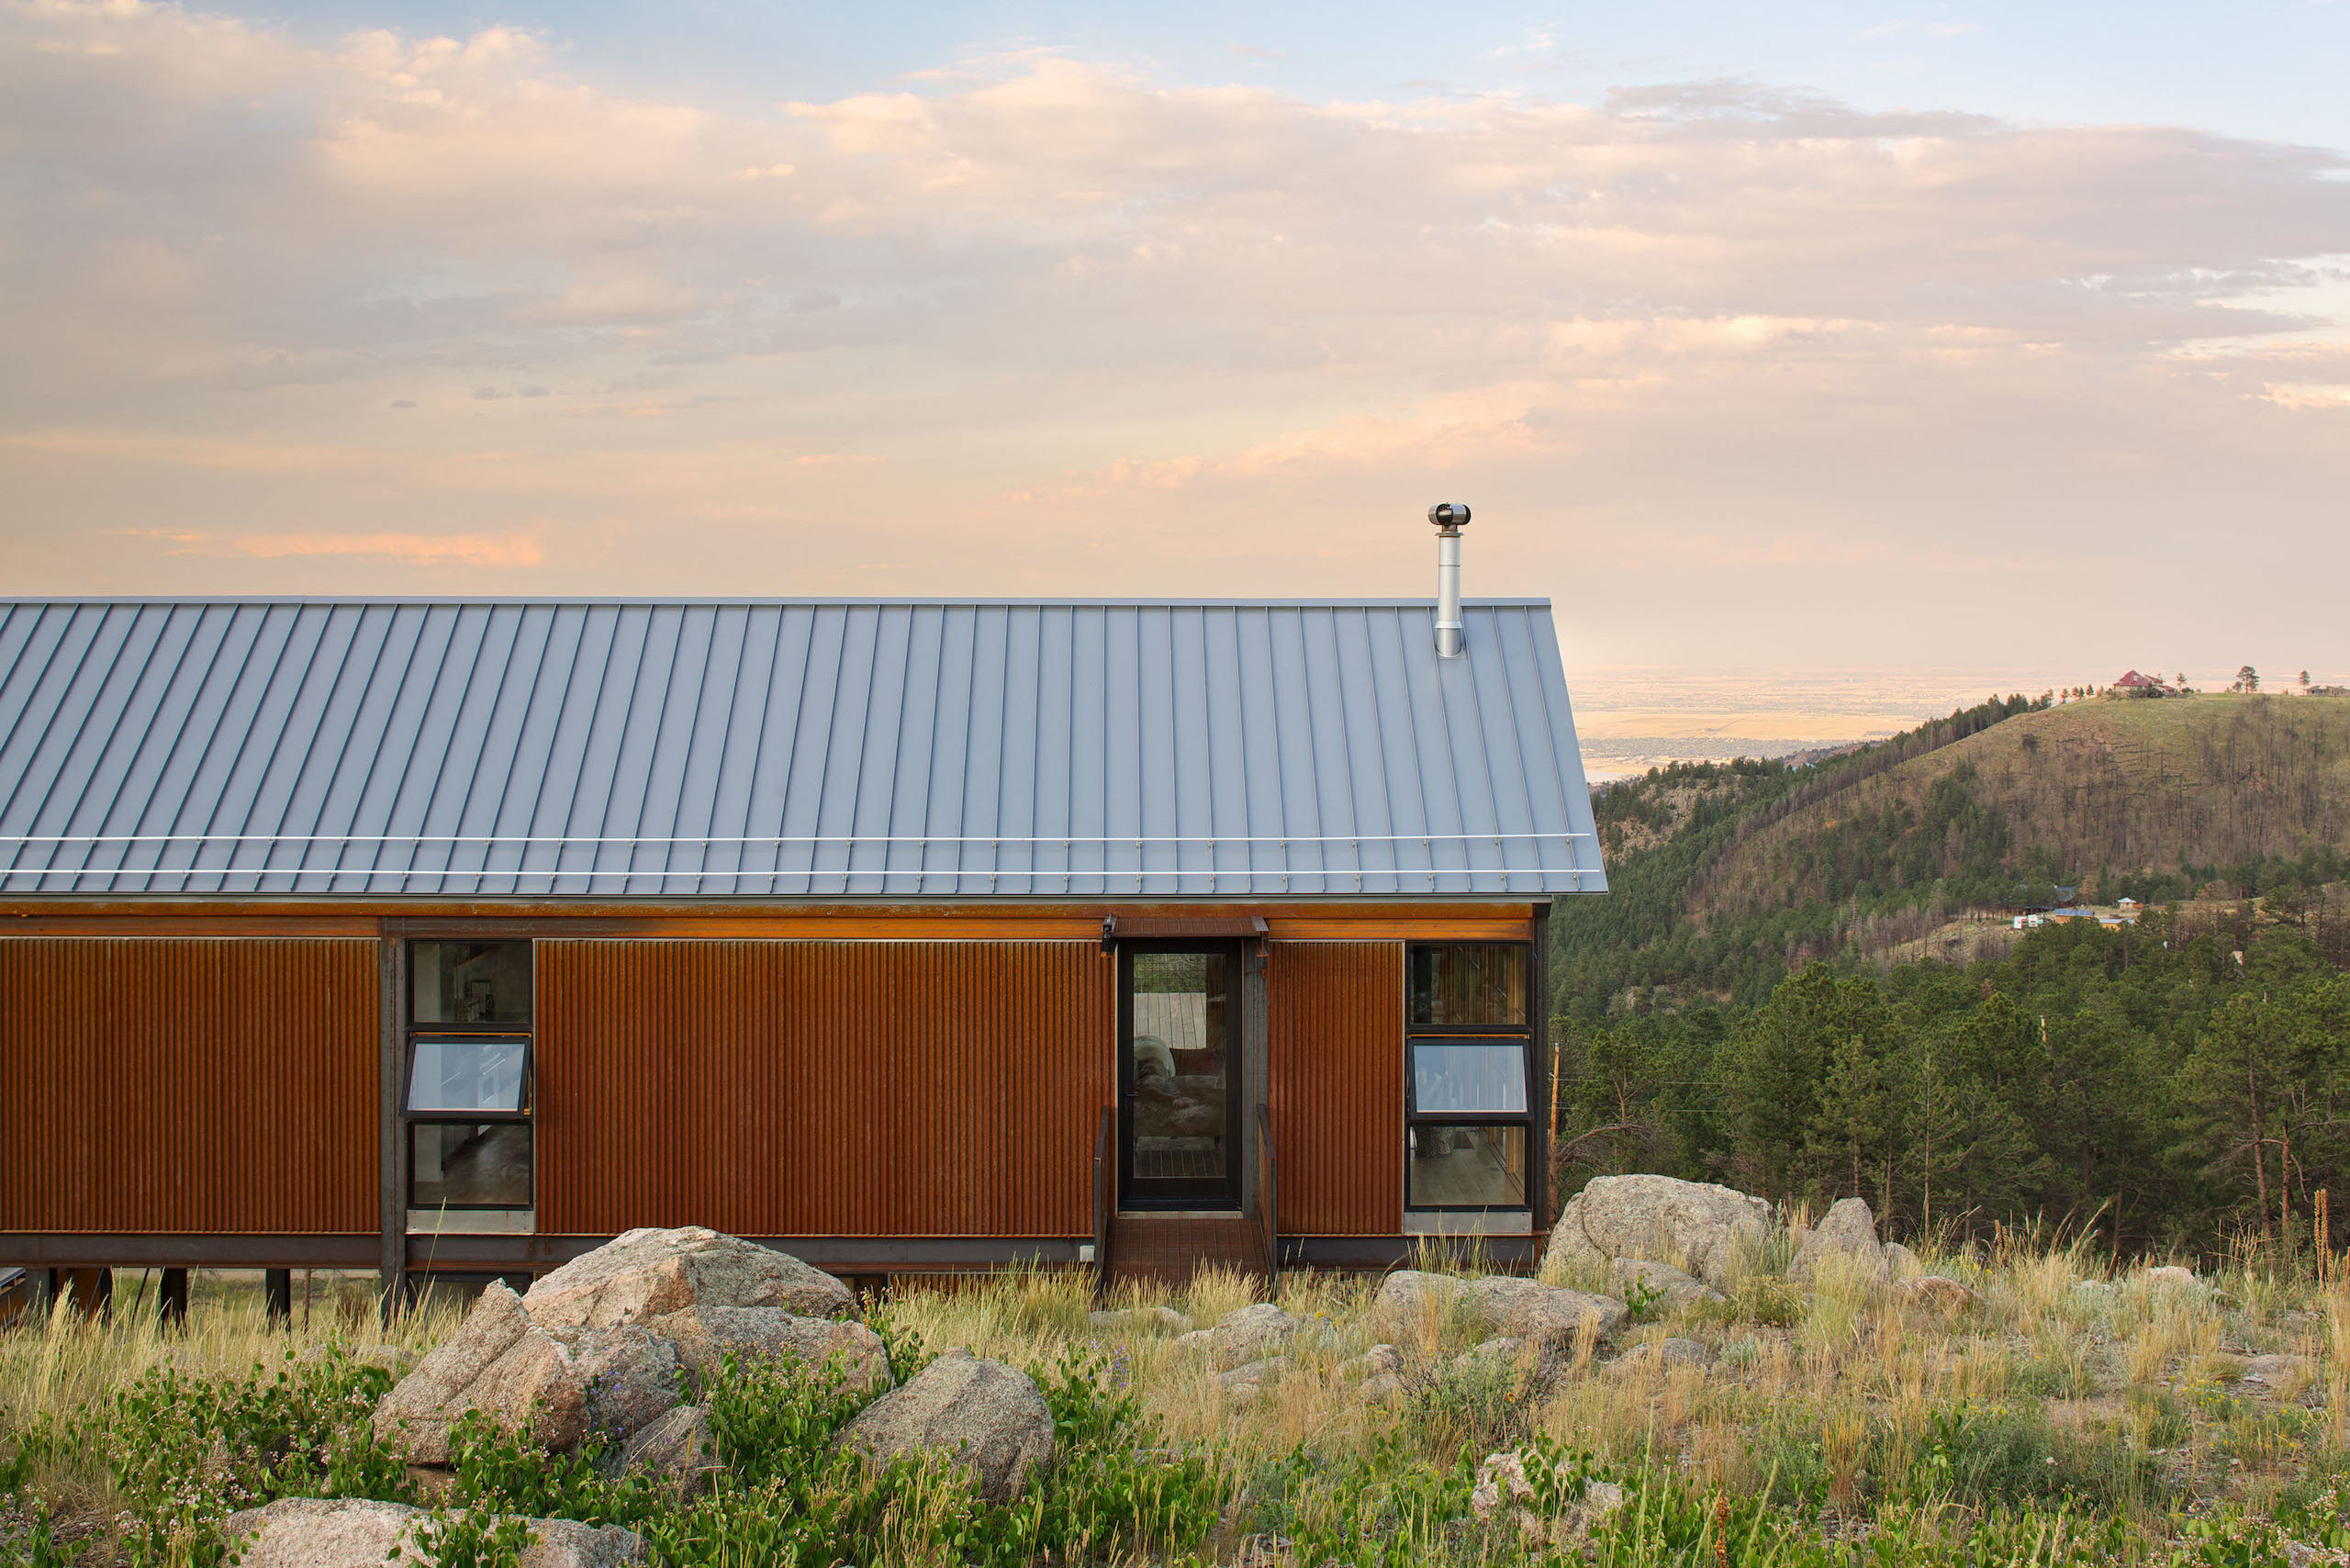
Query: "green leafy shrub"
1242 1432 1476 1566
1897 1402 2161 1515
405 1506 534 1568
1023 1347 1222 1562
36 1348 411 1567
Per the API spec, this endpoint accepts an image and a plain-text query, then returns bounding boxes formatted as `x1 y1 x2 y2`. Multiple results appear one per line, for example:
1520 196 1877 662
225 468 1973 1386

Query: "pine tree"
1907 1025 2042 1236
2183 992 2303 1238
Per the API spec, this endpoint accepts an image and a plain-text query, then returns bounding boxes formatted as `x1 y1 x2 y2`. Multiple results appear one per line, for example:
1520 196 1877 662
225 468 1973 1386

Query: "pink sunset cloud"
1 1 2344 669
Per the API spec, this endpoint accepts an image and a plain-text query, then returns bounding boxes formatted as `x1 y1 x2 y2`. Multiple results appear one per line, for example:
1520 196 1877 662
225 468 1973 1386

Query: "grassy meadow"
3 1229 2347 1567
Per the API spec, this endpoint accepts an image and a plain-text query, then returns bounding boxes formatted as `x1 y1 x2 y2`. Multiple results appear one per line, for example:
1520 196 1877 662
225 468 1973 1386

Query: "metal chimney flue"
1428 502 1470 657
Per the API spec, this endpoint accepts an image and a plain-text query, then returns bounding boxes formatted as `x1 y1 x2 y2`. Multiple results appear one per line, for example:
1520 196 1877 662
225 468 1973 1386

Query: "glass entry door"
1118 942 1240 1208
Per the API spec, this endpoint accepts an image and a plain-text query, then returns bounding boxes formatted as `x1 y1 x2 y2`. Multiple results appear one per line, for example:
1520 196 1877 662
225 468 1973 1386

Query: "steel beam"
402 1233 1089 1273
1289 1234 1540 1271
0 1234 380 1269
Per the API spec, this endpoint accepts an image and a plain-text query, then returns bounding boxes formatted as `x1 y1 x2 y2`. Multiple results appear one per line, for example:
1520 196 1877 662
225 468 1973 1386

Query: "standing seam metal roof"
0 598 1606 898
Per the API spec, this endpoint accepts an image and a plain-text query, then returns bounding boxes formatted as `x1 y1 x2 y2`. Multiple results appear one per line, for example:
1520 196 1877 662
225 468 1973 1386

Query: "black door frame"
1116 938 1244 1211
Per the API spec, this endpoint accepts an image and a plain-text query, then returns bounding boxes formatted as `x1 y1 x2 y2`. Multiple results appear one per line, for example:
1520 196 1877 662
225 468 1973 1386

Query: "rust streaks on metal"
1268 940 1404 1236
0 937 378 1234
536 940 1113 1238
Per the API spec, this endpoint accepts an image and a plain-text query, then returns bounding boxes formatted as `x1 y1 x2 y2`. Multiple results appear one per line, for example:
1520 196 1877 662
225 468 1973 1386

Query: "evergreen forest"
1549 693 2350 1260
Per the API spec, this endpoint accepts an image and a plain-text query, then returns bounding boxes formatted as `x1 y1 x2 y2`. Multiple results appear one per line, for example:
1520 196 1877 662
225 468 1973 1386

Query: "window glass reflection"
1407 1124 1527 1208
1412 1042 1528 1114
408 1036 528 1114
413 941 532 1025
1129 951 1228 1182
410 1123 532 1208
1406 945 1528 1025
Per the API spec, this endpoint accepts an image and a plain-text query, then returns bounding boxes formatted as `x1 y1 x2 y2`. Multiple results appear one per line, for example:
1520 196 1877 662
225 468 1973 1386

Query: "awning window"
407 1036 529 1114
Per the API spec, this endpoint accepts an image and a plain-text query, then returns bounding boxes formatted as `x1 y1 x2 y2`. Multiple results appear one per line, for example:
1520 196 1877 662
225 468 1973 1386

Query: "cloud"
233 531 544 564
1 2 2347 666
102 523 544 563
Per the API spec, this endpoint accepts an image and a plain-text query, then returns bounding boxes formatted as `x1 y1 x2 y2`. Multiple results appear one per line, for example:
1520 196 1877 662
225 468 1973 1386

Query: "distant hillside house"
2111 669 2173 697
0 588 1605 1303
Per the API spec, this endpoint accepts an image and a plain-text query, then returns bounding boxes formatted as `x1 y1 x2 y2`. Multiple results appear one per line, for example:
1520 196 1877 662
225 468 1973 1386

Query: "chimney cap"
1428 502 1471 532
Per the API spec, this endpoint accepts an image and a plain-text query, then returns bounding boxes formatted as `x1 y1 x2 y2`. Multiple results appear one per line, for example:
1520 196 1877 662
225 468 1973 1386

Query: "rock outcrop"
222 1497 646 1568
372 1282 544 1463
1218 1355 1292 1406
1338 1343 1405 1406
1171 1304 1317 1370
1895 1275 1980 1313
371 1285 680 1463
1449 1337 1546 1375
377 1231 871 1467
1467 1277 1627 1346
1370 1271 1472 1339
1607 1337 1713 1376
620 1405 722 1498
524 1226 854 1328
1545 1175 1771 1288
1372 1271 1624 1349
1471 1450 1628 1550
1606 1257 1724 1309
652 1305 890 1392
2243 1353 2312 1387
1088 1305 1192 1334
1788 1198 1889 1285
837 1348 1053 1502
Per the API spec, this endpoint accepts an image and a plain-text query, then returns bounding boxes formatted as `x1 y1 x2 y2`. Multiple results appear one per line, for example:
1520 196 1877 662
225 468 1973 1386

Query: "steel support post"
158 1268 189 1327
263 1269 292 1325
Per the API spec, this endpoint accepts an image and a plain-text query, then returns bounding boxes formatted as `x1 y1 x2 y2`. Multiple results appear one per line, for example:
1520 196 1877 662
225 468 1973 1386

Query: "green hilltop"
1555 693 2350 1014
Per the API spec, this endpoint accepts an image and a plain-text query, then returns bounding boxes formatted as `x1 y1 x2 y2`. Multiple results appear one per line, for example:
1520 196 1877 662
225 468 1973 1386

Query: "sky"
4 0 2348 688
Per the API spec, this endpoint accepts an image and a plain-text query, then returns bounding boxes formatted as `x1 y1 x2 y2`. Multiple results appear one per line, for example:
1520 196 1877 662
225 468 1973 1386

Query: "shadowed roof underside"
0 598 1604 898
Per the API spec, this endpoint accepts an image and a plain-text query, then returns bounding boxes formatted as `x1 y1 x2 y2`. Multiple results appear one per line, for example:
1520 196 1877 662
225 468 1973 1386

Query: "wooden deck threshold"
1102 1211 1267 1294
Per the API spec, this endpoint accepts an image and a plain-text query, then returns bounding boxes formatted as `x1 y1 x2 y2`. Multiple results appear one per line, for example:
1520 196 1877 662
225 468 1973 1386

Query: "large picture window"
1406 943 1533 1213
407 941 532 1213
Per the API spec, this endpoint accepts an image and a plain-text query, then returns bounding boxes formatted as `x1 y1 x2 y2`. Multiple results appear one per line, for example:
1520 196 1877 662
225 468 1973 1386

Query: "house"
2109 670 2173 697
0 524 1605 1305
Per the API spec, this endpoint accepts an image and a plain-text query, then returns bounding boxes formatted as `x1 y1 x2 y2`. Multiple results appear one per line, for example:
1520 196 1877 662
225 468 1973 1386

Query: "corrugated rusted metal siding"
0 938 377 1233
1268 941 1404 1236
536 940 1113 1237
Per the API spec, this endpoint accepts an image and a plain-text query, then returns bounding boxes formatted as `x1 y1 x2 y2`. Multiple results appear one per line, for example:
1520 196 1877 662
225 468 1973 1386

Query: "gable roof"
0 598 1605 900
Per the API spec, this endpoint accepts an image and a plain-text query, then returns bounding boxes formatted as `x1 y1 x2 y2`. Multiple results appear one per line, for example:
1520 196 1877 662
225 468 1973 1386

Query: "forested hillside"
1555 695 2350 1012
1552 913 2350 1259
1548 692 2350 1257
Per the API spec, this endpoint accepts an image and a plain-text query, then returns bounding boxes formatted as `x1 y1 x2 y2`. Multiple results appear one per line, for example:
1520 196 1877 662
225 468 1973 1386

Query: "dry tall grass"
3 1236 2344 1558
